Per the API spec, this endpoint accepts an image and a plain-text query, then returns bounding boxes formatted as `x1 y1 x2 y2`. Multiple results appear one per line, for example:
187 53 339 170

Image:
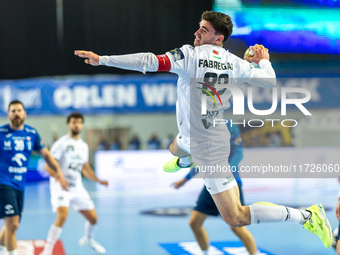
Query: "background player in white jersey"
0 100 68 255
40 112 108 255
74 10 332 248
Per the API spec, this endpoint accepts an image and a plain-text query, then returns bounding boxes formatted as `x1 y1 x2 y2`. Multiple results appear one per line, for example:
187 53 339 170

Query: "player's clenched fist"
74 50 100 66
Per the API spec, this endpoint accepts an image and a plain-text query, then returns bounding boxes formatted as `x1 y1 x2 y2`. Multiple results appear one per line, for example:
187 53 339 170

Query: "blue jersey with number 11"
0 124 45 190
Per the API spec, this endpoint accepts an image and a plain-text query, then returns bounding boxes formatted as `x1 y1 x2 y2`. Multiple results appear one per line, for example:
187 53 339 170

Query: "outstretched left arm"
82 162 109 186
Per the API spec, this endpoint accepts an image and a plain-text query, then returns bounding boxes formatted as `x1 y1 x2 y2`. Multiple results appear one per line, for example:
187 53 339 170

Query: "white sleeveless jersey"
50 134 89 190
165 44 275 140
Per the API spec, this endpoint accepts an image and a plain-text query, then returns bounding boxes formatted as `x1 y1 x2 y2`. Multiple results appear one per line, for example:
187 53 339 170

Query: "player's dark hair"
67 112 84 123
8 100 25 112
201 11 233 44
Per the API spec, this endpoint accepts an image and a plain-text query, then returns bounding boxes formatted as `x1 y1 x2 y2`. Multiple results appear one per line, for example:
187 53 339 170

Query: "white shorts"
203 177 237 195
176 133 190 154
50 184 95 213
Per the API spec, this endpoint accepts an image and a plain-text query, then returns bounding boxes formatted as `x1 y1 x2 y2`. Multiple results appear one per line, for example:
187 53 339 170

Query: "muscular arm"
82 162 108 186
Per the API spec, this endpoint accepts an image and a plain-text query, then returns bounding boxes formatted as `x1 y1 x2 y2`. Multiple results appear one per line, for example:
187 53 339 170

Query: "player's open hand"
74 50 100 66
244 44 269 64
56 175 70 191
99 180 109 187
171 178 187 189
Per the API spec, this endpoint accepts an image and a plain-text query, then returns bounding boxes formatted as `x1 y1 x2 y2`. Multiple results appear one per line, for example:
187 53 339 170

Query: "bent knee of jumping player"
221 205 250 227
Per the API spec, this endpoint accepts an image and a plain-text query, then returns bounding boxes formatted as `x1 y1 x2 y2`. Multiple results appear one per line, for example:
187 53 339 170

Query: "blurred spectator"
110 136 121 150
97 135 109 150
147 133 161 150
162 134 174 149
267 131 282 147
129 135 140 150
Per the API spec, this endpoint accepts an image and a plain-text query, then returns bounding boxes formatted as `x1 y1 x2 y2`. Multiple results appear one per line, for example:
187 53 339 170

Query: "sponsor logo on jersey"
0 128 9 132
198 59 233 70
9 167 27 174
67 145 74 151
4 204 15 215
169 48 184 61
222 177 235 186
6 133 12 138
4 140 12 150
11 153 27 167
27 136 31 141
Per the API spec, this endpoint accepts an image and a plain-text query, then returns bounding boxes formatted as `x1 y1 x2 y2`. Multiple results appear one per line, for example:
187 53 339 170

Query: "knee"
189 218 201 232
222 207 248 227
6 221 19 233
56 210 68 225
89 216 97 225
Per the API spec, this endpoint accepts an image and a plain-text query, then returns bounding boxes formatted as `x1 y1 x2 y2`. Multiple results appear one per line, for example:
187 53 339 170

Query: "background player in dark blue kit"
171 123 261 255
0 100 68 255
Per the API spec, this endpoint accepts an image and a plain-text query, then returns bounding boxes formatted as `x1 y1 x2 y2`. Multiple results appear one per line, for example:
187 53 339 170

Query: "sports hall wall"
1 0 340 158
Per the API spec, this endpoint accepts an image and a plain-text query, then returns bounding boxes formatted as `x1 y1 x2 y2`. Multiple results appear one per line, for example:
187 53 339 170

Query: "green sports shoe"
163 157 195 173
303 203 332 248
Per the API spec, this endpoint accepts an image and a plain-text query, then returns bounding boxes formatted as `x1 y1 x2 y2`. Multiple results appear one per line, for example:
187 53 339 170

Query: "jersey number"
201 72 229 96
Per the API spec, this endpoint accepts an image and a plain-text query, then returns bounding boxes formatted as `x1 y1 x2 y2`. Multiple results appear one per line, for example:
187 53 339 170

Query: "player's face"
8 104 26 128
194 20 222 47
68 117 84 136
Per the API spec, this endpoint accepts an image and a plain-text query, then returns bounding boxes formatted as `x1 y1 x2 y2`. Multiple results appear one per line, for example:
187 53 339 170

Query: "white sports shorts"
50 184 95 213
203 177 237 195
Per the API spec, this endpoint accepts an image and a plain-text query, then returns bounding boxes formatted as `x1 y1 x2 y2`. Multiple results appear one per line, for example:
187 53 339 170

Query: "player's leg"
41 207 68 255
189 210 209 253
229 184 259 255
4 215 20 255
41 186 70 255
164 134 194 172
79 209 106 254
229 227 258 255
0 185 24 255
75 188 105 254
207 178 332 247
0 226 6 252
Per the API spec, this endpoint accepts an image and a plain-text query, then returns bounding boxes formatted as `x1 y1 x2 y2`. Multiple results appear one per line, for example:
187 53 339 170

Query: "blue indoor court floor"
5 176 339 255
2 149 339 255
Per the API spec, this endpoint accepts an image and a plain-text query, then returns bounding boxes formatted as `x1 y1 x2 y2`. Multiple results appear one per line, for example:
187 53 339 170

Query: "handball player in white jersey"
74 10 332 248
40 112 108 254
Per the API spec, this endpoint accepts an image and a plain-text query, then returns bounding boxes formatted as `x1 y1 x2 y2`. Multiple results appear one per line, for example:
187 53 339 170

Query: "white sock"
249 203 311 225
253 252 262 255
0 245 6 253
43 224 62 253
202 250 209 255
178 156 191 167
8 250 17 255
85 221 97 240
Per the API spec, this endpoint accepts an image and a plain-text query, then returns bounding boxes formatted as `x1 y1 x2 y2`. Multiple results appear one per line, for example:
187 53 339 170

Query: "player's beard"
11 117 24 128
71 130 80 136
